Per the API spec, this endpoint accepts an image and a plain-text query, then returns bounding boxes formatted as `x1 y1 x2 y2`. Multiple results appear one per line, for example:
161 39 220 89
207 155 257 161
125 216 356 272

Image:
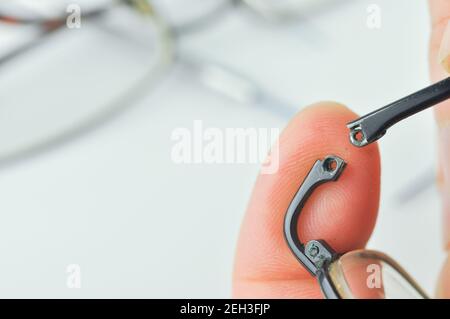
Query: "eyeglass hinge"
305 240 336 270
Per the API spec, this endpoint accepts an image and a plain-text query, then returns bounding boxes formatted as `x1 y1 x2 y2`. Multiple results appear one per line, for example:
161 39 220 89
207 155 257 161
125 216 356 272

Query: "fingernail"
439 21 450 73
440 126 450 249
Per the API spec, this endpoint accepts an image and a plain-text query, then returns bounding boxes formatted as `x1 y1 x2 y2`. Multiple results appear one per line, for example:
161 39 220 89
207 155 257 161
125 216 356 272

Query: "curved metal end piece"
305 240 335 269
347 123 369 147
284 155 346 276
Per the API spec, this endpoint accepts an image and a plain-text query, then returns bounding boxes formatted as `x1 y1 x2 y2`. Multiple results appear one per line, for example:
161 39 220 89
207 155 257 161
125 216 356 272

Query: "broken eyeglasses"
285 77 450 299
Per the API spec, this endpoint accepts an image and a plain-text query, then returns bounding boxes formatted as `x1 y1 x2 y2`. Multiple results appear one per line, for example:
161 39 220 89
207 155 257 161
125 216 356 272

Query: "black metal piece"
347 77 450 147
283 157 430 299
305 240 335 270
317 266 340 299
284 155 346 276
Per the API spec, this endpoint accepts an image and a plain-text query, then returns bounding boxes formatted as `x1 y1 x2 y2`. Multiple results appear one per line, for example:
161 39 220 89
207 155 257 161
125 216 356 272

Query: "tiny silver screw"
308 244 319 257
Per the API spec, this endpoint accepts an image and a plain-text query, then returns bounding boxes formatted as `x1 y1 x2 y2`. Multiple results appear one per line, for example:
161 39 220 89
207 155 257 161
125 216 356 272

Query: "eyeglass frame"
283 155 429 299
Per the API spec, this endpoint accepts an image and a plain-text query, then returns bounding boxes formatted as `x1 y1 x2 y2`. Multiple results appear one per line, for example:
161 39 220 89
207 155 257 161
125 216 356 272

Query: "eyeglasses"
284 155 429 299
0 0 343 167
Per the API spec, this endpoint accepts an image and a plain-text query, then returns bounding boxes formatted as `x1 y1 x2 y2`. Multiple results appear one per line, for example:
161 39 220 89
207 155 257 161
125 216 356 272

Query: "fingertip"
234 101 380 290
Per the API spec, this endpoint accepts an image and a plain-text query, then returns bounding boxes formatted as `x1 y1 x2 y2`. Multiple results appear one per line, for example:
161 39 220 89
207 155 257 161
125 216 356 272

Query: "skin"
429 0 450 299
232 1 450 298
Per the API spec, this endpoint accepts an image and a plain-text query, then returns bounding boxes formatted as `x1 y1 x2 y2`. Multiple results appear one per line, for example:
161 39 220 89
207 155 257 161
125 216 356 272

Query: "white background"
0 0 445 297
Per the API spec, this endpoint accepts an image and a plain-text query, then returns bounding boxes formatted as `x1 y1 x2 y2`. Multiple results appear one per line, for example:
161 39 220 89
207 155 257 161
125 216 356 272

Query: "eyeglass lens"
327 250 427 299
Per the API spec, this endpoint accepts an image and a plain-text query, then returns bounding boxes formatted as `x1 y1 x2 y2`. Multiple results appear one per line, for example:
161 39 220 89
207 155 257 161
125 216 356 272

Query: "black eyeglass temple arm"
347 76 450 147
